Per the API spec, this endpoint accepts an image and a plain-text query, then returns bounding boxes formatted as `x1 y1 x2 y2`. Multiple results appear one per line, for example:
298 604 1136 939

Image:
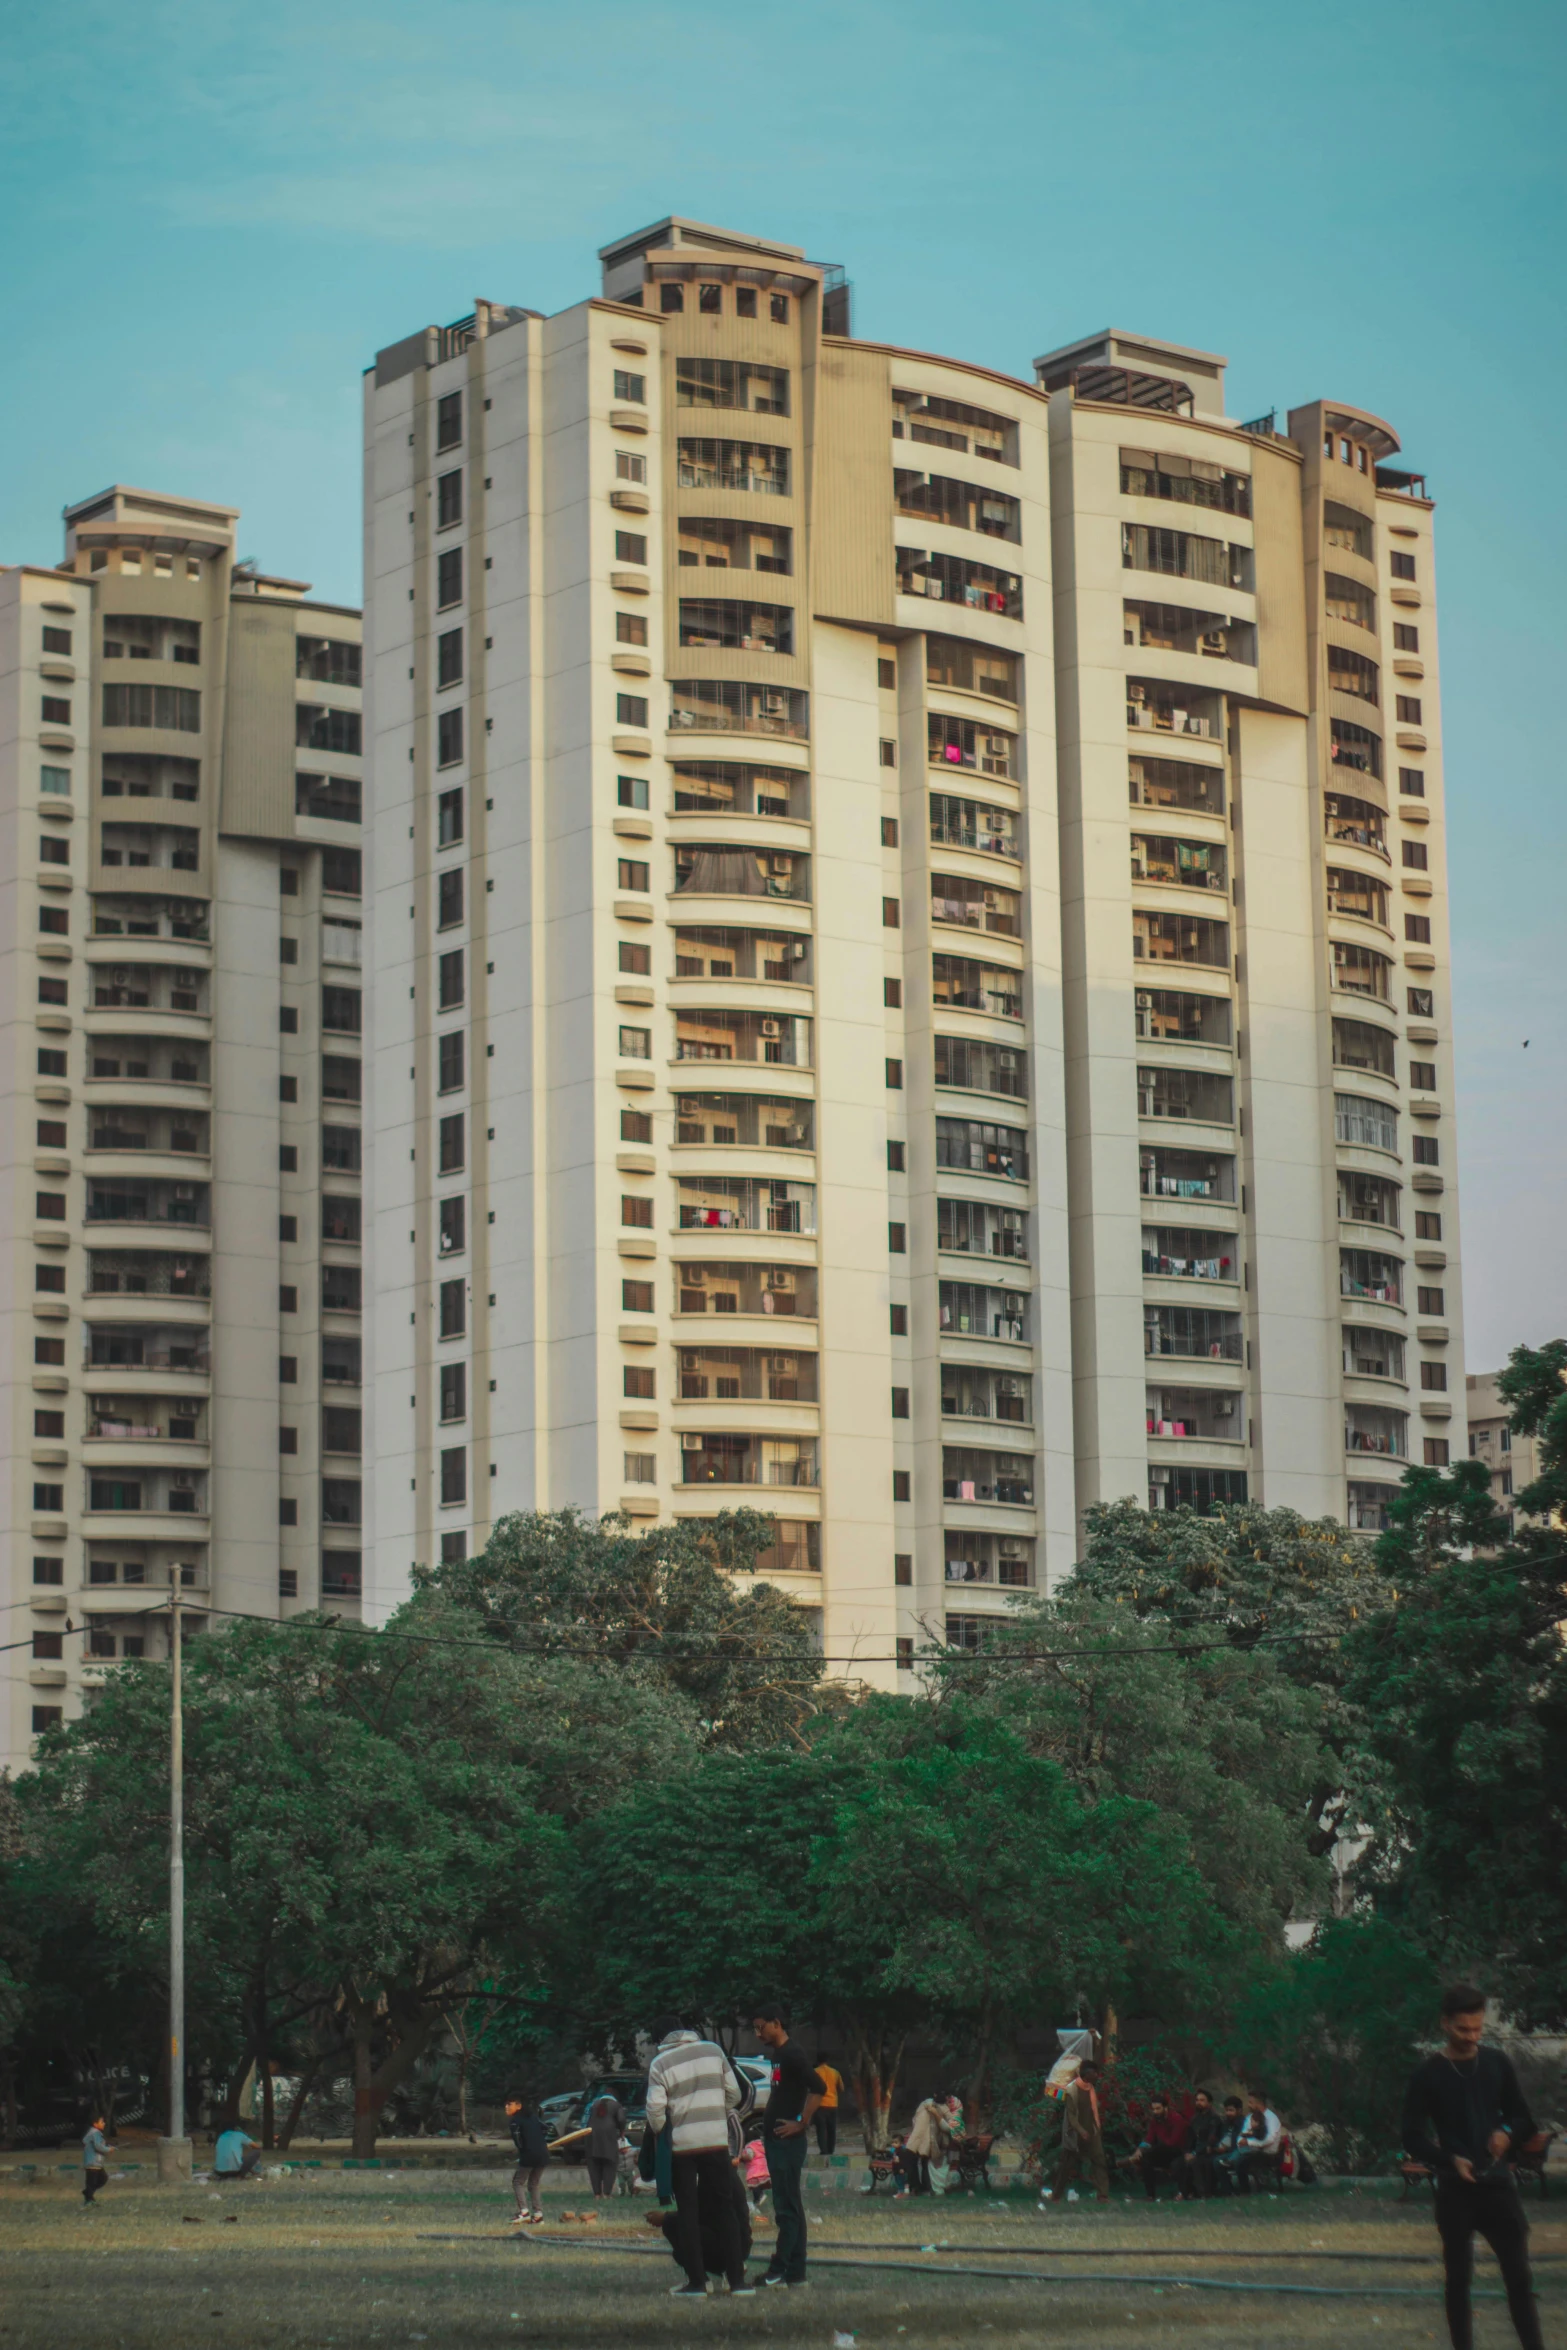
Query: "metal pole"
169 1583 184 2142
157 1581 190 2181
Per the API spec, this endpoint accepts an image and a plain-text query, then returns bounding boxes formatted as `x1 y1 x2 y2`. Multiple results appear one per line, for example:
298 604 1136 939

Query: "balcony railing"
1143 1309 1243 1362
670 682 808 739
87 1254 211 1299
676 1177 817 1235
929 795 1019 858
931 879 1020 937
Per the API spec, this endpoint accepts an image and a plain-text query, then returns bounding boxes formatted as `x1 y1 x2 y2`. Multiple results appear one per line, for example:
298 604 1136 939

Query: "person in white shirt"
1234 2092 1283 2192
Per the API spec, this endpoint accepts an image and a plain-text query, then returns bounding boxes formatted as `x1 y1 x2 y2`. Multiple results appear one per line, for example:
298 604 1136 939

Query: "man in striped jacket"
645 2016 752 2299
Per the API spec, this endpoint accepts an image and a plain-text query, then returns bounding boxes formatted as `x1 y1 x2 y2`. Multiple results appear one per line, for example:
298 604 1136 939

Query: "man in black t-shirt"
1401 1983 1545 2350
750 2004 824 2287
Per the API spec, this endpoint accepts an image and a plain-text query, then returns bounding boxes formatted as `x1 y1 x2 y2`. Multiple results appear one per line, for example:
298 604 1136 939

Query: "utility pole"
157 1579 192 2183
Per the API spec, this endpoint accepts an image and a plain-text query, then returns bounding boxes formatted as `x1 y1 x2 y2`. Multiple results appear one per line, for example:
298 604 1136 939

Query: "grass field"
2 2159 1562 2348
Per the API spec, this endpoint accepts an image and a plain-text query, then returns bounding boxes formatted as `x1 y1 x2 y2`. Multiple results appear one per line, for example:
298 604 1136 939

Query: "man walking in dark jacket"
505 2096 550 2225
1401 1984 1546 2350
584 2091 626 2199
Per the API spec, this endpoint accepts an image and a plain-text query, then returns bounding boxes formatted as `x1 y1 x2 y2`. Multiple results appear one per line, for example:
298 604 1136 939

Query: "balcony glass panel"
1145 1384 1243 1440
676 438 790 495
1331 942 1393 1000
942 1447 1035 1505
1122 524 1250 590
672 760 809 821
1341 1248 1403 1304
897 547 1021 616
675 358 789 416
931 873 1021 937
932 954 1022 1020
939 1281 1028 1341
670 681 808 739
673 926 810 984
673 1010 811 1067
928 712 1016 778
1333 1018 1395 1078
1134 988 1232 1045
935 1116 1028 1181
1140 1147 1235 1203
933 1034 1027 1101
1120 448 1251 516
1141 1225 1237 1281
677 1345 818 1403
926 635 1018 702
940 1365 1032 1424
1338 1171 1402 1230
1133 909 1230 968
1144 1304 1243 1361
1124 601 1253 663
678 598 794 654
674 844 808 900
1137 1065 1233 1124
1147 1465 1249 1512
929 793 1019 858
1126 679 1223 740
937 1196 1028 1263
1345 1405 1408 1458
1128 755 1225 814
894 469 1020 540
1327 867 1390 926
675 1261 817 1318
1335 1093 1398 1152
1325 791 1387 858
675 1176 816 1234
1131 833 1227 890
679 1434 818 1487
945 1533 1036 1586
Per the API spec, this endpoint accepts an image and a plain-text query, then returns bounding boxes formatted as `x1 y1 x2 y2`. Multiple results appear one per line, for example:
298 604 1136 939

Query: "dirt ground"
1 2159 1562 2349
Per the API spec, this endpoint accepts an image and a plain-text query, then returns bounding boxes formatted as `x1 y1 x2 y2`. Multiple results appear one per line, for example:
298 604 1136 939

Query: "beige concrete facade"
2 490 363 1768
1042 335 1463 1532
363 225 1463 1671
1465 1371 1543 1535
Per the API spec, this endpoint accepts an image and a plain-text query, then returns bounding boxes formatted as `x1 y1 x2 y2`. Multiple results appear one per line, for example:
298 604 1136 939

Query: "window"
1415 1211 1442 1241
280 1284 298 1312
613 369 645 403
279 1569 299 1600
618 773 649 809
616 694 649 728
324 848 361 896
676 355 789 415
887 1141 906 1171
36 1191 66 1220
1417 1286 1445 1315
34 1409 64 1438
439 1195 466 1255
1334 1093 1398 1152
890 1304 908 1335
1391 551 1417 580
440 1447 467 1505
1412 1134 1440 1166
279 1215 298 1243
32 1706 63 1734
622 1194 654 1228
621 1109 653 1142
41 696 71 725
33 1631 64 1661
33 1556 64 1585
1399 766 1425 796
322 1264 362 1310
624 1364 656 1399
279 1425 299 1455
35 1262 65 1293
322 985 361 1033
615 450 648 483
42 625 72 654
280 1355 298 1382
296 635 359 685
1396 696 1423 725
102 684 200 731
437 471 462 528
37 1048 68 1076
1402 839 1429 870
1408 987 1435 1017
1420 1362 1448 1393
618 858 650 892
437 390 462 450
623 1278 654 1312
891 1387 911 1419
617 941 651 980
661 283 684 314
1405 914 1432 943
439 1113 465 1173
35 1337 65 1364
438 949 464 1008
1409 1060 1437 1091
438 868 464 929
770 293 789 324
886 1058 903 1089
322 1056 361 1102
323 1549 363 1593
1393 623 1419 651
437 548 463 608
41 763 72 795
323 1125 361 1171
615 530 648 564
40 836 69 865
39 906 68 934
437 707 464 767
437 628 463 689
893 1469 911 1501
884 977 902 1008
889 1221 907 1253
440 1362 467 1422
619 1025 651 1059
440 1278 466 1338
883 897 900 928
33 1484 64 1512
616 610 649 646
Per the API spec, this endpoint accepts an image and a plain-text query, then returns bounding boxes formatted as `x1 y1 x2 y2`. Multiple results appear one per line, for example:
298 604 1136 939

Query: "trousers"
765 2131 809 2281
1053 2133 1109 2200
586 2155 617 2196
671 2146 745 2292
1434 2177 1544 2350
814 2108 838 2156
511 2162 544 2215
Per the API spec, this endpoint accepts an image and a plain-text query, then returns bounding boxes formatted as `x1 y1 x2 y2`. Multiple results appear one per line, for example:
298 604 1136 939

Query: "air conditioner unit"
770 855 791 874
681 1352 701 1371
759 1018 781 1038
681 1432 705 1450
763 1270 791 1289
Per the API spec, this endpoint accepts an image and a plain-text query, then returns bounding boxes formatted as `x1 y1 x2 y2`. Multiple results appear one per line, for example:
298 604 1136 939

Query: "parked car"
546 2073 648 2157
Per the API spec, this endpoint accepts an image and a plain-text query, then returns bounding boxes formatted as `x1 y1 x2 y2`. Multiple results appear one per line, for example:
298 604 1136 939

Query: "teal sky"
3 0 1562 1367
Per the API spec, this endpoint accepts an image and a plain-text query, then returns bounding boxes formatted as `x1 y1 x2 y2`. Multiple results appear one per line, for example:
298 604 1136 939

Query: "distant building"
3 487 363 1769
1466 1371 1544 1535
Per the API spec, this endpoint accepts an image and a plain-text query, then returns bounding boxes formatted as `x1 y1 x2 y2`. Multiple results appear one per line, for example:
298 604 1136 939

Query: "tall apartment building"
363 218 1462 1672
2 488 363 1768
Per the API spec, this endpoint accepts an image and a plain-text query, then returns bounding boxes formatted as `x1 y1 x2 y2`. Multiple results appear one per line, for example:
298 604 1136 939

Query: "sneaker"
729 2284 757 2297
762 2275 790 2289
669 2284 707 2298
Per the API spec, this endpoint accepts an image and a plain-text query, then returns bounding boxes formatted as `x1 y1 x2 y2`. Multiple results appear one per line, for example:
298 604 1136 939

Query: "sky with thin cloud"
3 0 1562 1371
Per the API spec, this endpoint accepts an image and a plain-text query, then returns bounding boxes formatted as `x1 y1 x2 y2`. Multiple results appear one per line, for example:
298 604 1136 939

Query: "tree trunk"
349 1997 446 2160
276 2051 328 2153
351 2009 378 2159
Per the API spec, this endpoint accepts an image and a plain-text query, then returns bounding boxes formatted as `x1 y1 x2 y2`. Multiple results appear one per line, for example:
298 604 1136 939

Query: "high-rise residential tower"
2 488 363 1768
363 220 1462 1671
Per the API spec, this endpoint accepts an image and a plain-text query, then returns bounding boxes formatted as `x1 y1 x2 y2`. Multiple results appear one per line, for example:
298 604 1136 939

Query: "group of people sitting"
1046 2061 1296 2204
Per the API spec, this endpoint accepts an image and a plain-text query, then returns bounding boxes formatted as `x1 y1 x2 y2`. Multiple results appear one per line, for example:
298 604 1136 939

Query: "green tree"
1347 1462 1567 2026
1495 1337 1567 1521
423 1508 825 1749
1221 1915 1441 2172
822 1703 1215 2125
13 1606 577 2155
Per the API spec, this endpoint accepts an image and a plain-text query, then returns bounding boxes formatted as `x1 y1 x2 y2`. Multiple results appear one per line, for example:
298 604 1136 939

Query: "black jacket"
1401 2048 1534 2178
509 2112 551 2165
1186 2107 1224 2155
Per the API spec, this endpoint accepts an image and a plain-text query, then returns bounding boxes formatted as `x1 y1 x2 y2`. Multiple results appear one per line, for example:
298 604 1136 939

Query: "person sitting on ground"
1044 2059 1109 2205
1126 2095 1188 2201
505 2094 551 2225
1234 2091 1284 2192
213 2124 262 2183
1180 2088 1224 2200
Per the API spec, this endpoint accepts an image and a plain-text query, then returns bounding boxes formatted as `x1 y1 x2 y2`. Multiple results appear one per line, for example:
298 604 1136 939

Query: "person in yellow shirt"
813 2056 843 2157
